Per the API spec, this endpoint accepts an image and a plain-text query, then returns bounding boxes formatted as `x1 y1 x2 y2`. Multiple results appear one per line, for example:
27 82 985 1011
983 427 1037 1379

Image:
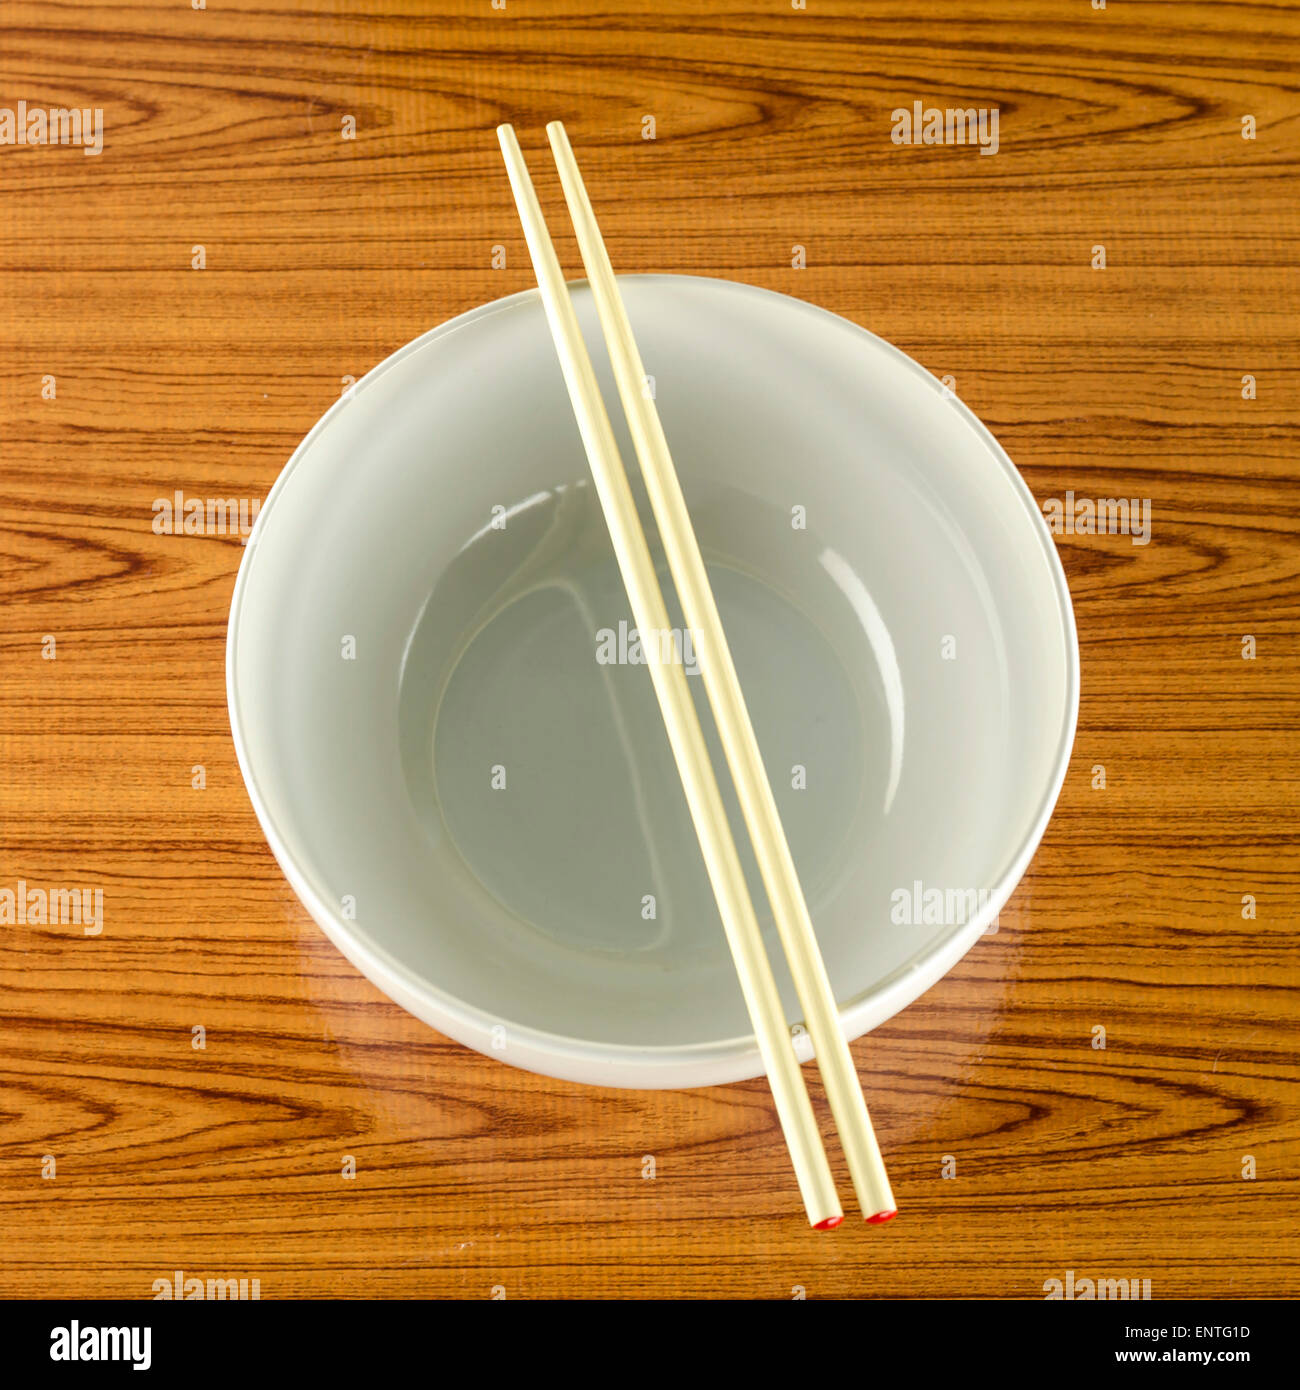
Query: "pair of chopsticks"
496 122 896 1229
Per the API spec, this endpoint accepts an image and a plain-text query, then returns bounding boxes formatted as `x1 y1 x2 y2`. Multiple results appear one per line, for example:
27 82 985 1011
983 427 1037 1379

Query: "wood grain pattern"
2 0 1298 1299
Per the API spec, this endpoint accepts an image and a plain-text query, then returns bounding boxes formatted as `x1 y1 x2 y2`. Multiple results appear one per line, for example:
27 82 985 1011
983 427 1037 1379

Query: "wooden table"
2 0 1297 1300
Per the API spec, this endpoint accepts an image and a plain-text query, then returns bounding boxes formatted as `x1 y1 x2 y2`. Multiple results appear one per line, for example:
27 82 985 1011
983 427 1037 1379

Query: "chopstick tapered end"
812 1215 844 1230
865 1209 897 1224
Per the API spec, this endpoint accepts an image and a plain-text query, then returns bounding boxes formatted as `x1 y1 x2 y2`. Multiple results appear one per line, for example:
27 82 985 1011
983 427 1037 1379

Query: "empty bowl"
226 274 1078 1088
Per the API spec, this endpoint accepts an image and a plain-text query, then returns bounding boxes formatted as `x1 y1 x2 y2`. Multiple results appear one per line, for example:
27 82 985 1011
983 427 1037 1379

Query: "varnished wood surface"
2 0 1298 1300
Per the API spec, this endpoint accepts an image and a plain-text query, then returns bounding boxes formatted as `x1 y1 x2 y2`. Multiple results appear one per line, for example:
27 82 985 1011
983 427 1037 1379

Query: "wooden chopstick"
496 123 844 1230
544 121 897 1222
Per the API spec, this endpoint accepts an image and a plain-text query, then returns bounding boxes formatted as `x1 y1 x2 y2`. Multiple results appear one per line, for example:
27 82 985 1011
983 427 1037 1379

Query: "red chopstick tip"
865 1210 897 1224
813 1215 844 1230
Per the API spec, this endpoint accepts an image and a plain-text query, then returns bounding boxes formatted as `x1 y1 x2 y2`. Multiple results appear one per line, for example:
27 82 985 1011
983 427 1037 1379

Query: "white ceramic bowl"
227 274 1078 1089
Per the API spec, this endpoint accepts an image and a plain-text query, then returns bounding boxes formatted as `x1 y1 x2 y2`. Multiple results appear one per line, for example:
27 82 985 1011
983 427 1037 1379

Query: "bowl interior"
229 275 1074 1063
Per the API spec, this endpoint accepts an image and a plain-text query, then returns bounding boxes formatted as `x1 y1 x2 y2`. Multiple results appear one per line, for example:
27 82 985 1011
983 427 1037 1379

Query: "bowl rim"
226 272 1081 1087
